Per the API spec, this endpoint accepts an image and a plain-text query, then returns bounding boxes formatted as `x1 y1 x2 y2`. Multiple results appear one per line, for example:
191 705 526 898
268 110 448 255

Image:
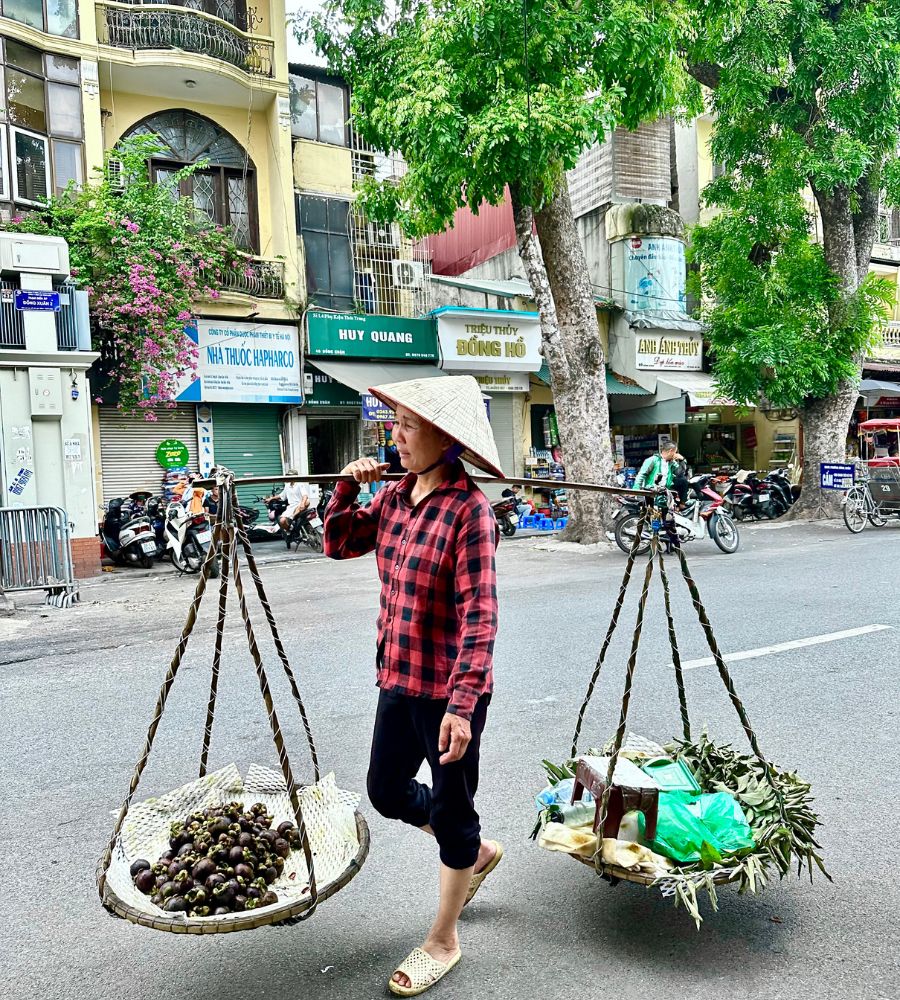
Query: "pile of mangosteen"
129 800 302 917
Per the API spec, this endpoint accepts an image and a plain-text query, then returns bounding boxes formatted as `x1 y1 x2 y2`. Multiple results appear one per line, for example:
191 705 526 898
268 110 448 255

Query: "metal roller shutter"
99 405 198 501
211 404 285 515
480 393 516 498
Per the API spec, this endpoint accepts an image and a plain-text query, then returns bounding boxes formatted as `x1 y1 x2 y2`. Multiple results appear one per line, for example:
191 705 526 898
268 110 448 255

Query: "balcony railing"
207 256 285 299
95 1 274 78
884 321 900 347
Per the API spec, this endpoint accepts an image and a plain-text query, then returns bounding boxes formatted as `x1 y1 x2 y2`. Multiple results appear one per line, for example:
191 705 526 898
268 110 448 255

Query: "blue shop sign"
15 290 60 311
361 393 395 422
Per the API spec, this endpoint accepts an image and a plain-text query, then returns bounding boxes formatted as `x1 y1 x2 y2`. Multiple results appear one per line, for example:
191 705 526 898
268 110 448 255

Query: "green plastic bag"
697 792 755 854
650 791 755 864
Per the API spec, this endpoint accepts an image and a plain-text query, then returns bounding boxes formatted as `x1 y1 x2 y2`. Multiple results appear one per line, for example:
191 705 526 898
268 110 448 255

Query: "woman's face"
392 405 448 473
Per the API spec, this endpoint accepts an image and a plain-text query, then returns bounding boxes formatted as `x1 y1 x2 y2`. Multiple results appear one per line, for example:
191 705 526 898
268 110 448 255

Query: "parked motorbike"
165 500 220 576
614 478 740 555
99 496 157 569
142 493 169 560
491 496 519 537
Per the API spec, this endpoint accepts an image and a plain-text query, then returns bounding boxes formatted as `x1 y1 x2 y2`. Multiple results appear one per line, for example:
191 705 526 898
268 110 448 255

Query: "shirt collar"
396 461 471 501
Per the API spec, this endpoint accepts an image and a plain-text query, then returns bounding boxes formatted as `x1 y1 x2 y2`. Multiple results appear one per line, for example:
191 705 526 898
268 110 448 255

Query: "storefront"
95 318 303 508
97 404 201 502
433 306 540 492
303 311 443 478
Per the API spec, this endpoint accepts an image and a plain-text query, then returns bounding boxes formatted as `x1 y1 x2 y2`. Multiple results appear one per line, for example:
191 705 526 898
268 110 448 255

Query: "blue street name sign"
15 290 60 312
820 463 854 490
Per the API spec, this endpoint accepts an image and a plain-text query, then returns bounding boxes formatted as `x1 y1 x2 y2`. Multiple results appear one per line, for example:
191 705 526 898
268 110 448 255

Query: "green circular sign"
156 438 190 469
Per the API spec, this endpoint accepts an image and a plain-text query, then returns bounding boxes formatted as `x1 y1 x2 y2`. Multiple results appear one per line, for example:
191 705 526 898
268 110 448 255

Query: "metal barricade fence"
0 506 79 608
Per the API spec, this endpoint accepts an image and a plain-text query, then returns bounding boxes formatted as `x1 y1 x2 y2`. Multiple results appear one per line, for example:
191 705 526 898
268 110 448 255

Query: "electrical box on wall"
29 367 64 417
0 232 70 277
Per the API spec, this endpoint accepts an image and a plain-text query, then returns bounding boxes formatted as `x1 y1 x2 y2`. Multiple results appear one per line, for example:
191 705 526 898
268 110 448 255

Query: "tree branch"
509 182 571 386
687 62 722 90
852 166 881 286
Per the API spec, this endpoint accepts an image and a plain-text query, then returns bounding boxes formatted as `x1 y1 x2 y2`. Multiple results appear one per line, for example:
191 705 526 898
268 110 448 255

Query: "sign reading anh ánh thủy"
635 331 703 371
156 438 189 469
307 312 438 361
435 308 542 373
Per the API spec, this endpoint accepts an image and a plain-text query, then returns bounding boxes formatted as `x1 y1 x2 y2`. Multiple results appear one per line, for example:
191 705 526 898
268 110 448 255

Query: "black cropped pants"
366 689 490 870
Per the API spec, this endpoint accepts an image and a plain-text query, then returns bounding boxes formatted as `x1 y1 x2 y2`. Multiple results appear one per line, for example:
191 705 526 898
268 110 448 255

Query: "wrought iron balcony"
95 1 274 78
211 256 286 299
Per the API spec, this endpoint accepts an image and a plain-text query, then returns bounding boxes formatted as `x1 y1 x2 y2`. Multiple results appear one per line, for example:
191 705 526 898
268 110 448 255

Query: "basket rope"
593 534 657 859
199 485 233 778
566 496 790 870
569 506 650 759
97 469 322 919
227 482 319 918
657 546 691 743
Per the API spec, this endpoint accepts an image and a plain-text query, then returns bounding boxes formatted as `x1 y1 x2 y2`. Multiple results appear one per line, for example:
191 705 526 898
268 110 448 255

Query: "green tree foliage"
2 136 246 415
682 0 900 407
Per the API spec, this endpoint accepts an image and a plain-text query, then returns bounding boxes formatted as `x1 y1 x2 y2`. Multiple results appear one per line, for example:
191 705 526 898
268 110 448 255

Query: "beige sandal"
465 840 504 905
388 947 462 997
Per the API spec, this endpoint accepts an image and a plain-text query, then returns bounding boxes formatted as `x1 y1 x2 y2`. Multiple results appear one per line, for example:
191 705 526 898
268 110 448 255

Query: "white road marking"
680 624 893 671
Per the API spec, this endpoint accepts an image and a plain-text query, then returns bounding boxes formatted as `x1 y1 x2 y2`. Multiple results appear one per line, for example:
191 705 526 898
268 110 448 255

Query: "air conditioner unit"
367 221 400 249
391 259 424 290
107 157 125 193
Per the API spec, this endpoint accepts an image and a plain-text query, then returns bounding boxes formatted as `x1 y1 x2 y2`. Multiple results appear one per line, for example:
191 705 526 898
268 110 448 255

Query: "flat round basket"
101 764 369 933
570 853 739 886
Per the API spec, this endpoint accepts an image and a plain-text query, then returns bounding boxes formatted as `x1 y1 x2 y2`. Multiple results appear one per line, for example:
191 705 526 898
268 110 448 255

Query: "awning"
535 362 650 396
309 358 446 395
429 273 615 307
626 310 703 333
656 371 750 408
859 378 900 403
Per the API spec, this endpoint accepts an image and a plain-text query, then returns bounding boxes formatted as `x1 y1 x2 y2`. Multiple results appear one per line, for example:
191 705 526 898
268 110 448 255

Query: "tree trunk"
511 174 615 542
792 182 875 518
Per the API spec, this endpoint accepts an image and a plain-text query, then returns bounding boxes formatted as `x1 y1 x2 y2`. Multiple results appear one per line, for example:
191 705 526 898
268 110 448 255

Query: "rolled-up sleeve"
446 506 498 720
323 480 389 560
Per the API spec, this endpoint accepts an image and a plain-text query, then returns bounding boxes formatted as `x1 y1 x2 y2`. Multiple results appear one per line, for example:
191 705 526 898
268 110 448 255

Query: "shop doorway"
307 417 359 475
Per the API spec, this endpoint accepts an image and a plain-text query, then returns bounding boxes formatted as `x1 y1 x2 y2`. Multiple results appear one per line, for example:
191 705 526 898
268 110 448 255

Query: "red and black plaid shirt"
324 464 498 721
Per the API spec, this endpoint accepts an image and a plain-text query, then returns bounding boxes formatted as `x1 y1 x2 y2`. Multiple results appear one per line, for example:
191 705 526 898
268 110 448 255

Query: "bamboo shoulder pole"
192 471 653 499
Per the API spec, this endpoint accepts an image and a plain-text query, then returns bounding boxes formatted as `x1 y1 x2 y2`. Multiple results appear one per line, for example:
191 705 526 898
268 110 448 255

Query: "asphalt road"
2 519 898 1000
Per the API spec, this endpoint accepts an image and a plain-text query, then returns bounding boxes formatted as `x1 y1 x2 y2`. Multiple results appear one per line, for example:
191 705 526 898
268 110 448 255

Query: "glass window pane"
6 39 44 75
52 139 82 193
327 198 349 234
7 70 46 133
4 1 43 36
0 127 8 201
226 174 253 250
48 83 82 138
191 172 219 224
289 76 317 140
328 234 354 298
46 54 80 84
47 0 78 37
300 195 327 231
317 83 346 145
303 231 331 294
13 130 49 204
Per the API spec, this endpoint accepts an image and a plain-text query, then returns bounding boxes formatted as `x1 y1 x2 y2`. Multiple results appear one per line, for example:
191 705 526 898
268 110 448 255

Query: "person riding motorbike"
634 440 690 506
264 471 311 531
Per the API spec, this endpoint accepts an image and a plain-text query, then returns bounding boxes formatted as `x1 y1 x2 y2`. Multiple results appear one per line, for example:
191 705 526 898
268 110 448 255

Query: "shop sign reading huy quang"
435 307 542 373
635 331 703 371
307 311 438 361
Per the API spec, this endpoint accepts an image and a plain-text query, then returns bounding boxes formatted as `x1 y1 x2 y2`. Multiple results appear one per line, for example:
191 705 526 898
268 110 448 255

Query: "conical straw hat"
368 375 504 478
